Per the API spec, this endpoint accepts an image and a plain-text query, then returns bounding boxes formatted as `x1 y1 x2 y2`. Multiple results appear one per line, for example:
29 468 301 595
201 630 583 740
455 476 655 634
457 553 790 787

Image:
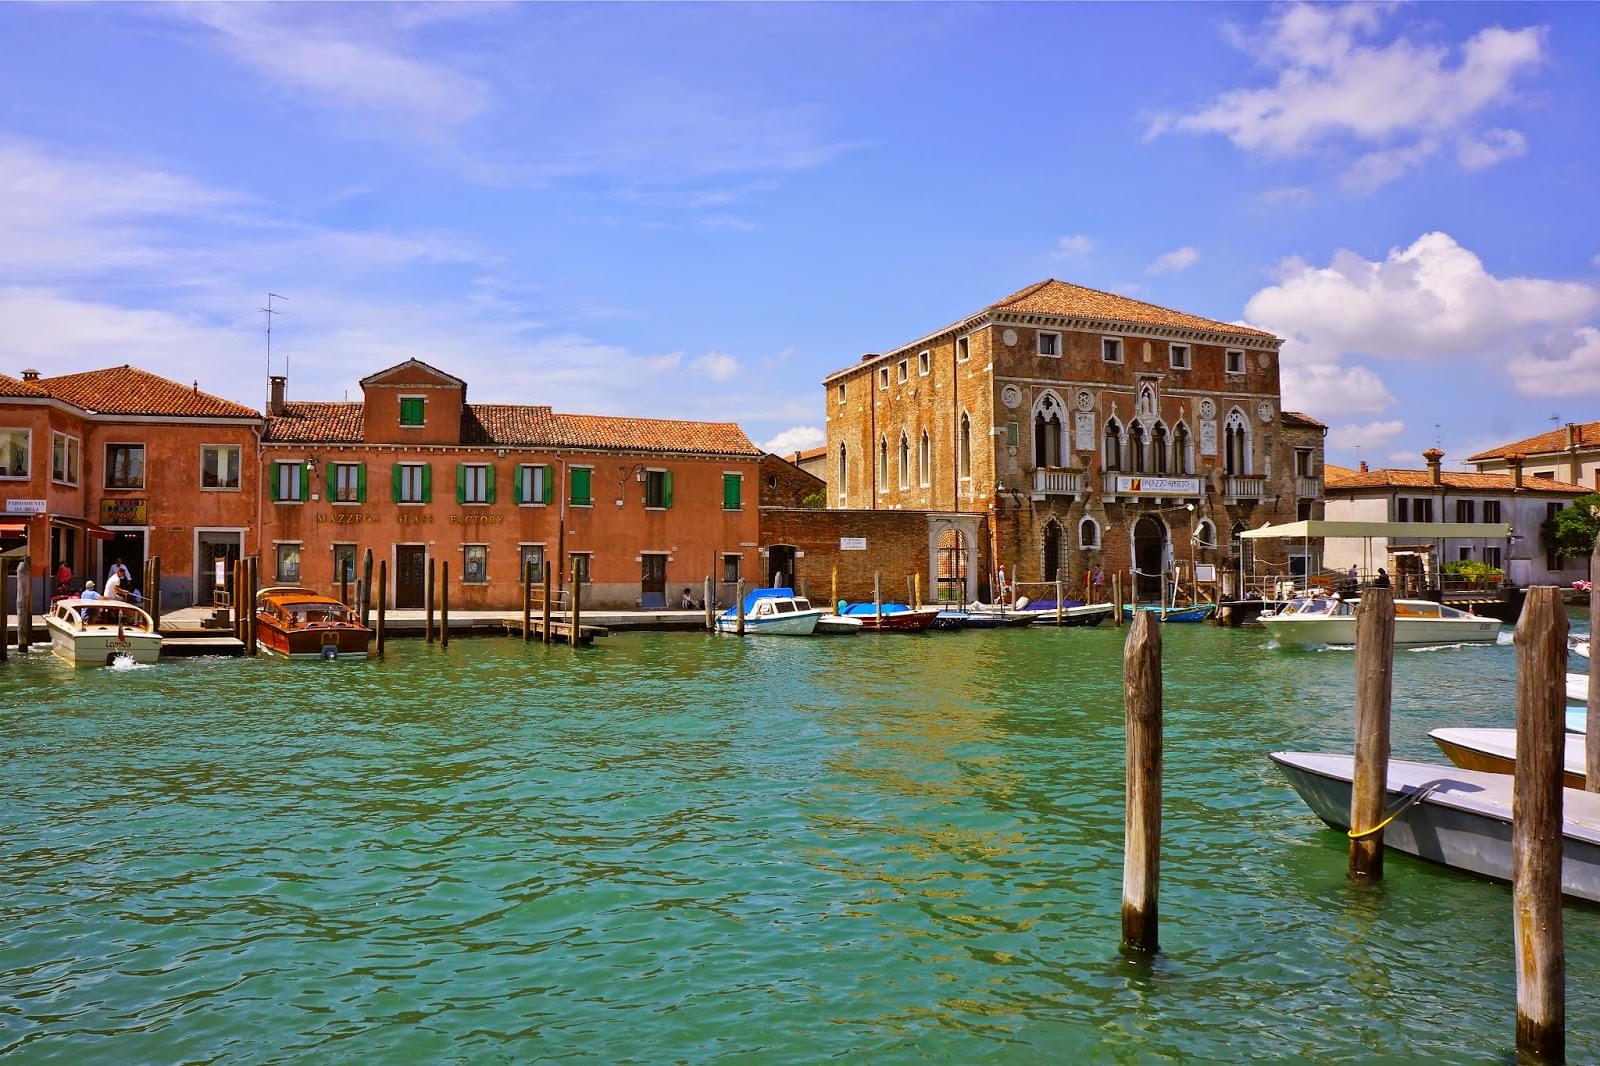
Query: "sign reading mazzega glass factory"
1114 476 1201 495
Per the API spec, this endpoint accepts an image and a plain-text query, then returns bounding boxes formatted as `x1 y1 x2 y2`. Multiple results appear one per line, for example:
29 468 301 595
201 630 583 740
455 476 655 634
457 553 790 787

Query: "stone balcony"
1226 476 1267 500
1033 468 1084 495
1296 475 1320 500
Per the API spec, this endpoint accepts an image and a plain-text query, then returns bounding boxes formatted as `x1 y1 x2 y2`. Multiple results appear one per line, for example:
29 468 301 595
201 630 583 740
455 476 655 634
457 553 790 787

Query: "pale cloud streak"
1147 246 1198 274
763 426 825 455
1327 419 1406 454
1052 234 1094 259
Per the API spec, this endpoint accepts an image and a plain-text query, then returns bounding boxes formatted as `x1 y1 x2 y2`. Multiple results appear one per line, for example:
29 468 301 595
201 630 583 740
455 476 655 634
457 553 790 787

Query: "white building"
1323 449 1589 588
1469 420 1600 488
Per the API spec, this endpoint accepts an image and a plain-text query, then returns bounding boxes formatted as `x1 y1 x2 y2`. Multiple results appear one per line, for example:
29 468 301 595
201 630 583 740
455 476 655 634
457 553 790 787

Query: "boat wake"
107 655 152 671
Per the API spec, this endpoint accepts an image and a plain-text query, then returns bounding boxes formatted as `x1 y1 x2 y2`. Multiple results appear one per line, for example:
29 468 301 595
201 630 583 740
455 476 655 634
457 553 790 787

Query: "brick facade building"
260 359 763 610
821 280 1324 601
758 453 825 510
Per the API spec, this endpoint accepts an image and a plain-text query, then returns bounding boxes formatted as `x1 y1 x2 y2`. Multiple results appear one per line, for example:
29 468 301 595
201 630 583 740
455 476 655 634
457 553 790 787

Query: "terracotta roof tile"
0 373 49 398
539 411 759 455
988 279 1278 340
1281 410 1326 428
264 402 365 442
1468 420 1600 461
38 365 260 418
1325 466 1588 494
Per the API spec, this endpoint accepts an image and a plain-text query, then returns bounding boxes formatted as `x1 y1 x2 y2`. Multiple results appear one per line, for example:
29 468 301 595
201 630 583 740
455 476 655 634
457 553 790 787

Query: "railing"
1296 475 1320 499
1033 468 1083 495
1225 476 1266 499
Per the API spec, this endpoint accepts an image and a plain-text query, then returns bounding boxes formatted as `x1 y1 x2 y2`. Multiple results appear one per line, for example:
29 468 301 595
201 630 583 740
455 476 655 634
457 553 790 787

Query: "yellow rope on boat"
1347 782 1442 839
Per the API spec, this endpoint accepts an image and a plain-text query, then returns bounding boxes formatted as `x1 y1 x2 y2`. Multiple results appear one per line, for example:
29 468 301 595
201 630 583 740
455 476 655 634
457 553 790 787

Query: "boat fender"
320 644 338 660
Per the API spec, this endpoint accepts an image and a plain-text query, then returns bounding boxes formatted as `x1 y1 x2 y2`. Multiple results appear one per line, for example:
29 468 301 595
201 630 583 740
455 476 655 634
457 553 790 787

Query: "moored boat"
1429 727 1588 789
933 610 1028 630
1259 596 1499 647
1270 751 1600 902
1121 603 1215 623
255 587 373 659
836 602 942 632
715 587 827 635
44 598 163 666
1568 672 1589 706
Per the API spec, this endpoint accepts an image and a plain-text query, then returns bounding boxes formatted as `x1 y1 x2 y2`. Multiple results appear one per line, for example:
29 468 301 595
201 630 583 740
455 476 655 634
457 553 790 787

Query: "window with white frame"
1101 338 1123 364
1169 344 1190 369
397 463 427 503
959 413 971 479
517 464 547 505
333 543 357 584
1226 349 1245 374
275 543 302 583
836 383 845 405
898 432 909 489
1038 331 1061 357
0 428 27 479
274 461 303 501
105 443 144 488
332 462 363 502
837 443 848 500
460 463 490 503
721 553 740 584
878 436 889 491
201 445 241 490
1079 517 1100 548
463 544 488 583
919 430 930 487
918 350 930 376
518 544 545 582
897 358 908 383
571 552 591 585
51 432 79 485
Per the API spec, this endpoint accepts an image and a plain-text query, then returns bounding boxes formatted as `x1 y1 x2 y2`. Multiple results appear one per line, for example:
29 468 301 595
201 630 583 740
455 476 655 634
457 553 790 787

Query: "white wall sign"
1073 411 1094 452
1115 476 1201 495
1199 420 1218 456
839 537 867 551
5 499 45 514
1195 563 1216 583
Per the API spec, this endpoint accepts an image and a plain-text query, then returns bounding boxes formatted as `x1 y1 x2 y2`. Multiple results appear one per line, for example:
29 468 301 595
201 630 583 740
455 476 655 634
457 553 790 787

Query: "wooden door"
641 553 666 605
396 546 426 609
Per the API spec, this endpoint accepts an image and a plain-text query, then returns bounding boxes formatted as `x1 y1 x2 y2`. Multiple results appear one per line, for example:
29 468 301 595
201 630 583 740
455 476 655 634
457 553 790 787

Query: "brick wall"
759 507 991 604
759 453 824 508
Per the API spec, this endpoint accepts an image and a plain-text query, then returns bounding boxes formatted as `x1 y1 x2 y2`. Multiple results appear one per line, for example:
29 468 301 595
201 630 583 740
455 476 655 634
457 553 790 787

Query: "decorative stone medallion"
1257 400 1273 423
1198 398 1216 420
1002 328 1018 347
1257 351 1270 369
1075 389 1093 412
1001 384 1023 410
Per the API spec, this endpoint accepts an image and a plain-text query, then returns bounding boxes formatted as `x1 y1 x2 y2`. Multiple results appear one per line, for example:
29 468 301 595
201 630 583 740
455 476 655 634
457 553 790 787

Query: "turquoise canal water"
3 624 1597 1063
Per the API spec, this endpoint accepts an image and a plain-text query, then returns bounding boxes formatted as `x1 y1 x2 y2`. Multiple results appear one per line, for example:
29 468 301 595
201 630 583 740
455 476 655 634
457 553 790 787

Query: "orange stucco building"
260 360 763 610
0 366 264 610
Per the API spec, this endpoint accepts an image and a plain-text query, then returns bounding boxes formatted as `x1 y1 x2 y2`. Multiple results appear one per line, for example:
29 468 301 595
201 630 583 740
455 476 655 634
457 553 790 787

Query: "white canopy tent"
1239 520 1512 596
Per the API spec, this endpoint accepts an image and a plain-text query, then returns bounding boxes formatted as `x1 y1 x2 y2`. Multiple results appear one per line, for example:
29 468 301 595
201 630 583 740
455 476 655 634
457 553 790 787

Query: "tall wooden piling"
339 567 349 608
1121 611 1162 953
913 572 920 609
906 575 915 609
1588 539 1600 793
425 558 436 643
1513 586 1566 1062
1113 572 1123 626
1055 577 1063 627
375 559 387 658
149 556 161 629
570 564 582 647
874 571 882 627
734 579 745 635
360 549 374 627
439 561 450 648
522 559 533 642
245 556 257 655
831 566 838 613
1 561 9 660
704 576 714 631
1349 586 1396 880
541 562 553 645
233 560 244 642
143 559 153 609
15 558 30 649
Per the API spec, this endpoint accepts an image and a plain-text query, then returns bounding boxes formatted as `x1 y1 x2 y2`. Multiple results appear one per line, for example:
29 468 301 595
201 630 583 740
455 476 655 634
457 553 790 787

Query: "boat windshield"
78 604 146 628
281 601 356 625
1281 597 1343 616
794 598 812 610
774 601 796 613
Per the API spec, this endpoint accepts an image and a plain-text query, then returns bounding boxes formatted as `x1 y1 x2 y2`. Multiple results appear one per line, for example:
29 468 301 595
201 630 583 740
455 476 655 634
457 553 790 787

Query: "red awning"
0 522 25 536
87 523 114 541
48 514 115 540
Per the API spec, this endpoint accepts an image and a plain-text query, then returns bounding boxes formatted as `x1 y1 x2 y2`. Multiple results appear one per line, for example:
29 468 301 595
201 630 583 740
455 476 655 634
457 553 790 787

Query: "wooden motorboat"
255 586 372 659
44 598 162 666
834 602 942 632
1270 751 1600 902
1429 727 1588 789
932 610 1026 630
1121 602 1215 623
716 588 827 635
1259 596 1500 647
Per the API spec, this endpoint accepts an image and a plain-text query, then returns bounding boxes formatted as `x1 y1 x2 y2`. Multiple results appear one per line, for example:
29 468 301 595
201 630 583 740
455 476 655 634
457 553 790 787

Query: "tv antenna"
259 292 289 405
1549 412 1561 427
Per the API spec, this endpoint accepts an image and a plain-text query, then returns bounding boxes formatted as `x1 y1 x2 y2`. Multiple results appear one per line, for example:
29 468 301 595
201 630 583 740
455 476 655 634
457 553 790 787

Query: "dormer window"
399 396 425 426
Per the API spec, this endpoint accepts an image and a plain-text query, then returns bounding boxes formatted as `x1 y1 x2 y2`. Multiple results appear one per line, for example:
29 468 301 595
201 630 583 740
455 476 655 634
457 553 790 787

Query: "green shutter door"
485 464 496 504
664 471 673 509
543 465 554 504
571 467 590 505
721 474 734 510
421 463 432 503
456 464 466 504
356 463 367 503
326 462 336 502
270 462 281 502
299 463 310 502
514 465 524 504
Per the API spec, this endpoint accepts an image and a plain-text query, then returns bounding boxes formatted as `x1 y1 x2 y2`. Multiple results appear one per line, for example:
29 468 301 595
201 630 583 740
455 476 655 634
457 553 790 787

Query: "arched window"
1152 422 1169 474
959 413 972 479
1224 408 1250 475
837 443 848 499
1129 420 1147 473
1032 391 1066 468
1173 422 1192 475
1043 519 1064 582
898 431 910 489
1080 517 1100 549
919 429 930 487
1103 417 1123 472
1195 519 1216 550
878 435 889 492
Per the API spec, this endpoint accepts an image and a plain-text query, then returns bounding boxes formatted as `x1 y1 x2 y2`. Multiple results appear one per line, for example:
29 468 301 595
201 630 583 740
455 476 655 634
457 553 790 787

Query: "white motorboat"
1258 595 1500 647
814 613 863 635
44 598 163 666
1568 672 1588 706
715 587 826 635
1271 751 1600 902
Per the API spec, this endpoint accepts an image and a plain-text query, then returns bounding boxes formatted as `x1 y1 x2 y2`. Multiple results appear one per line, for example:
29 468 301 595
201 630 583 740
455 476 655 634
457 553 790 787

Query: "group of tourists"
54 558 140 604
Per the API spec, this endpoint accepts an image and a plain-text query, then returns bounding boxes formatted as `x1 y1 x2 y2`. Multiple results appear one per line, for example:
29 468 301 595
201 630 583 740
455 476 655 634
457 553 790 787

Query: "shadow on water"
0 623 1594 1063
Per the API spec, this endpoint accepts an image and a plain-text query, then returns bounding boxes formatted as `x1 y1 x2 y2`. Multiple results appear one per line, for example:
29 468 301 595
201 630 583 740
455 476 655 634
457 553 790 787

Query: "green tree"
800 490 827 509
1542 493 1600 561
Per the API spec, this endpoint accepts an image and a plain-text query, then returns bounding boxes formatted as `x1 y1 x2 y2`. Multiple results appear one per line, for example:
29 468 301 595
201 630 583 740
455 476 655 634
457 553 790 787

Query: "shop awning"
49 514 115 540
0 522 25 537
1241 520 1511 540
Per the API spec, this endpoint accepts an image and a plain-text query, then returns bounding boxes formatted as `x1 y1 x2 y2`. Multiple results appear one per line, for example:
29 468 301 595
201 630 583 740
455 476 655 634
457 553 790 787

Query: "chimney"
1566 423 1577 448
268 375 287 416
1507 453 1524 490
1359 460 1368 473
1423 448 1444 486
20 368 39 382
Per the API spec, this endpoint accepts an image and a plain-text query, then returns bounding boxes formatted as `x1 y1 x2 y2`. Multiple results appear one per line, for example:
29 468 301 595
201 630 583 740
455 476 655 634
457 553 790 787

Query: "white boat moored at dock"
715 588 826 635
44 598 163 667
1259 596 1500 647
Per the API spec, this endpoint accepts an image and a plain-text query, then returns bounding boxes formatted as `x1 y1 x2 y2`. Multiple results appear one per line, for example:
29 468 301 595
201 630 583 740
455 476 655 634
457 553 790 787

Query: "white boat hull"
1569 673 1588 705
814 615 863 634
1261 614 1500 647
715 609 825 635
45 620 162 666
1271 751 1600 902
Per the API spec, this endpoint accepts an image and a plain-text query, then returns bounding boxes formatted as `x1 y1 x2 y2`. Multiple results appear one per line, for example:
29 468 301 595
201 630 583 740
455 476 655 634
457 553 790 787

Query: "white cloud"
1328 419 1406 453
1147 246 1198 274
692 352 741 380
1341 139 1440 194
763 426 826 455
1148 5 1545 188
1507 328 1600 397
1052 234 1094 259
1457 127 1528 170
1279 360 1396 420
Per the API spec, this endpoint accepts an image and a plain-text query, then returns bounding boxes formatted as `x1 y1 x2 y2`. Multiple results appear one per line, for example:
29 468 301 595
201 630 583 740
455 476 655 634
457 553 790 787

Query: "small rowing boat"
1122 603 1215 623
1271 751 1600 902
1429 727 1588 789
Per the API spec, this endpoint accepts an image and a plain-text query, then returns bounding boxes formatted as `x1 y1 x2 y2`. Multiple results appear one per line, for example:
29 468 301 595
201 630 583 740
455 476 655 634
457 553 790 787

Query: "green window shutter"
571 467 591 505
421 463 432 503
270 462 281 502
299 463 310 502
514 465 525 504
664 471 673 509
356 463 367 503
542 465 554 504
456 464 466 504
326 462 336 501
392 463 403 503
723 474 738 510
485 464 496 504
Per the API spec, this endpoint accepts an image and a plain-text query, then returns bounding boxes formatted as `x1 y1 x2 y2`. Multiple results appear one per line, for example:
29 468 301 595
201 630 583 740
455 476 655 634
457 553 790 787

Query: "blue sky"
1 2 1596 469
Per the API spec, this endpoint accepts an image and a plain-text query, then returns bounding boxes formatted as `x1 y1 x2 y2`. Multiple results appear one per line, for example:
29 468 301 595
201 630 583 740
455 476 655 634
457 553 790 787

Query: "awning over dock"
1240 520 1511 540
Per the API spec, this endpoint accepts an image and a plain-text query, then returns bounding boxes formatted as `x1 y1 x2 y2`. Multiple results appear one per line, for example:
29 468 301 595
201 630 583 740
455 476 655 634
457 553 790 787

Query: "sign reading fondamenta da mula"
839 537 867 551
1115 476 1201 495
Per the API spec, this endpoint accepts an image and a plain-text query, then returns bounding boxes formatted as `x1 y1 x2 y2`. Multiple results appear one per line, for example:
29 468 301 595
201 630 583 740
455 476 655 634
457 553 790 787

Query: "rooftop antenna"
1550 412 1561 427
259 292 288 408
1434 423 1442 449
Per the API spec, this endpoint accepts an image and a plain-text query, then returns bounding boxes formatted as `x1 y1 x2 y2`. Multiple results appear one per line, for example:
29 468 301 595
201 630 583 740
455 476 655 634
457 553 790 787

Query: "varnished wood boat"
255 586 372 659
836 603 942 631
1429 727 1588 789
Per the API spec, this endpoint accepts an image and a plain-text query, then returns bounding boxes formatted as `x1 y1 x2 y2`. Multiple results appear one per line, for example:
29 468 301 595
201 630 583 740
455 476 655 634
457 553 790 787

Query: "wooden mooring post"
1 561 9 661
542 562 553 646
831 566 838 613
1349 586 1395 880
233 559 244 642
439 561 450 648
570 564 582 648
906 575 915 609
149 556 161 629
1513 586 1566 1062
703 575 714 632
375 560 387 659
522 559 533 643
15 557 31 649
1588 539 1600 794
1055 577 1063 627
1122 611 1162 953
1113 572 1123 626
425 558 436 643
339 567 349 609
912 572 920 609
734 579 745 636
244 556 257 655
874 571 882 627
360 549 373 628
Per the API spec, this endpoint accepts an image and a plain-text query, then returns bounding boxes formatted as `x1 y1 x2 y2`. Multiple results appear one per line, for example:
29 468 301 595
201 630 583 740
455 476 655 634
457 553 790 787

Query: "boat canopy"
721 586 800 618
1240 520 1510 540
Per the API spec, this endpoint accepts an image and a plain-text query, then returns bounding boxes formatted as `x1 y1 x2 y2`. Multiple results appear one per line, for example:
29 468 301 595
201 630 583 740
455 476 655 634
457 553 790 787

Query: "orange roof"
37 365 260 419
267 402 759 456
1325 466 1588 495
0 373 49 398
1281 410 1326 429
791 446 826 461
988 279 1277 339
1468 421 1600 461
